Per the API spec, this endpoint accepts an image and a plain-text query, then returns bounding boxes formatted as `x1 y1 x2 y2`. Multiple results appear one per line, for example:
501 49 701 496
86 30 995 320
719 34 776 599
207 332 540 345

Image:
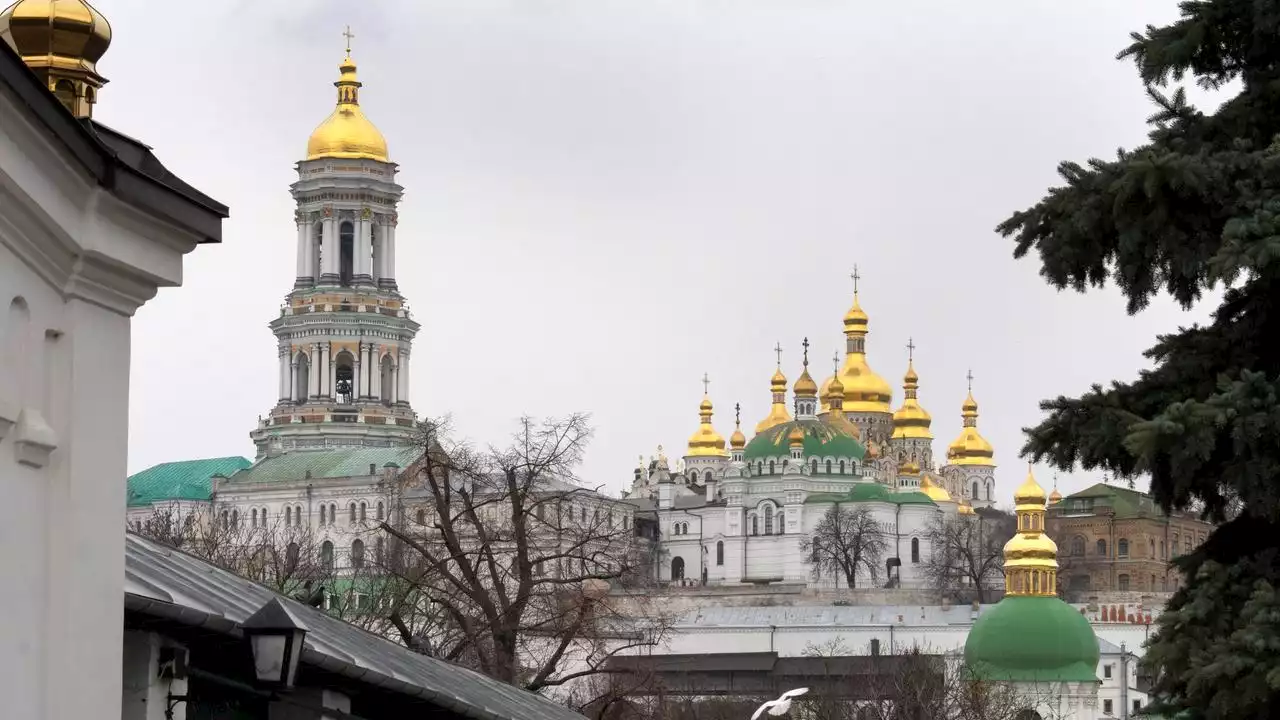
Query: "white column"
308 344 321 398
295 219 310 281
371 346 382 401
278 349 289 401
353 343 364 399
320 214 338 281
290 359 300 402
384 221 397 283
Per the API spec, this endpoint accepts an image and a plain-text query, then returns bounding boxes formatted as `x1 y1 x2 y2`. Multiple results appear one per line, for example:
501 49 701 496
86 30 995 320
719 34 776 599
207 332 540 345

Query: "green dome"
743 418 865 462
964 596 1099 683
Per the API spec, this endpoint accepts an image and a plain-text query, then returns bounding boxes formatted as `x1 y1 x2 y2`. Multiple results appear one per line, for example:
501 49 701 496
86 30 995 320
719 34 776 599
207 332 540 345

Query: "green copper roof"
804 483 936 506
744 418 865 462
126 456 251 507
1060 482 1161 518
223 447 420 485
964 595 1100 683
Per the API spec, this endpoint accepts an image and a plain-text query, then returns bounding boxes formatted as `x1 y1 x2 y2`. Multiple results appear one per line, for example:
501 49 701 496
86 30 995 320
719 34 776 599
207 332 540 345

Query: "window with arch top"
351 539 365 569
339 220 355 285
911 537 920 563
359 502 367 523
716 540 724 566
349 502 357 525
1071 536 1086 556
826 459 832 474
1096 539 1107 556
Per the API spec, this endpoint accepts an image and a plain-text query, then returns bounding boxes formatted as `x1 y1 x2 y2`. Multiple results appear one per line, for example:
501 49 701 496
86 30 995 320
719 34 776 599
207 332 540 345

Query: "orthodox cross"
966 368 974 393
343 25 355 55
774 342 783 367
735 402 741 426
906 337 915 362
802 337 810 367
851 265 861 294
702 372 710 395
832 351 840 375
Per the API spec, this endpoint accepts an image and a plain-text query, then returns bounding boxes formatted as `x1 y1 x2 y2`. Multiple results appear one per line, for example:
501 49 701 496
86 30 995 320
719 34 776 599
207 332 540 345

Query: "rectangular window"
1104 699 1113 715
1104 664 1113 679
1133 700 1141 713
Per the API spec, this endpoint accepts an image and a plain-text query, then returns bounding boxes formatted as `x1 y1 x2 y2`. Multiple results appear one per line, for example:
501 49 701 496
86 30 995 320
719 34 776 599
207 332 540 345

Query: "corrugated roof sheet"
126 456 251 506
125 533 584 720
223 447 421 485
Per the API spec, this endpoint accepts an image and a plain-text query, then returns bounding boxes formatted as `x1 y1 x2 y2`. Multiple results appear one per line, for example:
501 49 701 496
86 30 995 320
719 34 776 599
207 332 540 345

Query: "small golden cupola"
755 343 793 433
0 0 112 118
792 338 820 419
920 474 953 503
1003 465 1058 596
686 374 728 457
821 353 861 437
1048 474 1063 504
306 29 389 162
839 268 893 414
891 339 933 440
729 402 747 451
946 371 995 466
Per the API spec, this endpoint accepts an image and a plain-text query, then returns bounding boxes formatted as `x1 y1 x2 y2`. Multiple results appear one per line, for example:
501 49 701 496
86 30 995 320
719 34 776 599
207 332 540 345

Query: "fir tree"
997 2 1280 717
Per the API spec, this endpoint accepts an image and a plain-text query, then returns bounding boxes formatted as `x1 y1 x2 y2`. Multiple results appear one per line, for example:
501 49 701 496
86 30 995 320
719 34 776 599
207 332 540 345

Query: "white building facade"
0 3 228 718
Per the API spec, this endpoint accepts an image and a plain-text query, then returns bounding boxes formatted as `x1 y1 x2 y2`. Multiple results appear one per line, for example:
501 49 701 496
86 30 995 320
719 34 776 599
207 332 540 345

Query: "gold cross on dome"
734 402 741 425
832 351 840 375
343 25 355 55
774 342 783 367
966 368 974 392
851 265 861 294
906 337 916 361
702 373 710 395
802 337 810 366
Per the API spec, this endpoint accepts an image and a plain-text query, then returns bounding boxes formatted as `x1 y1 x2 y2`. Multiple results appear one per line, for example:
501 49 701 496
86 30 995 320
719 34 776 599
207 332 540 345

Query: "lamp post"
242 598 308 690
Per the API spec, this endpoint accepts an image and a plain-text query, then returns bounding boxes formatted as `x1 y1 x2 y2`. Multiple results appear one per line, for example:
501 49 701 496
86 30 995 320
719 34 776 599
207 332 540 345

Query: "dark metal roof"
0 38 227 243
125 533 584 720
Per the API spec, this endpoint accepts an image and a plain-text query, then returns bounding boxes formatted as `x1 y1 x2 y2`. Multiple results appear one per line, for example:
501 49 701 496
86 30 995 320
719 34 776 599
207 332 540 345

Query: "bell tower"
250 34 419 458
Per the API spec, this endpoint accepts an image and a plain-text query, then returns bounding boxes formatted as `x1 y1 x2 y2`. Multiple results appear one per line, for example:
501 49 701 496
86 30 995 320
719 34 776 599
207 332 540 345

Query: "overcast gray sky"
104 0 1215 502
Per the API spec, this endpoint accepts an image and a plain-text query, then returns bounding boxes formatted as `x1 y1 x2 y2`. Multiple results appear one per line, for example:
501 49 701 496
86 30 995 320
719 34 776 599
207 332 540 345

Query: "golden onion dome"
1004 531 1059 564
1 0 112 117
920 474 953 502
843 294 869 333
1049 486 1063 504
787 424 806 447
0 0 111 68
1014 466 1048 507
946 390 995 466
686 393 728 458
729 401 747 450
839 289 893 414
756 363 792 434
891 359 933 440
794 368 819 398
770 367 787 391
306 53 389 162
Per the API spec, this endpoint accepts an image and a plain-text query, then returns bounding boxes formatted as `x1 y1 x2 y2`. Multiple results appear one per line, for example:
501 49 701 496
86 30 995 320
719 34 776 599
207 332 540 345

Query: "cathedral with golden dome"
626 279 1000 588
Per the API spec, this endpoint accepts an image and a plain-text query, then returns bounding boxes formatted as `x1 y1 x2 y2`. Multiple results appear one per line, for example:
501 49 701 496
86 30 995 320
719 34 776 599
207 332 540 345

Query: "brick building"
1047 483 1214 596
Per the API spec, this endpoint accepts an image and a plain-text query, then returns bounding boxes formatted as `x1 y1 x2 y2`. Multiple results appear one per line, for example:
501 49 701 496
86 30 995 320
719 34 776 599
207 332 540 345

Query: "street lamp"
242 598 308 690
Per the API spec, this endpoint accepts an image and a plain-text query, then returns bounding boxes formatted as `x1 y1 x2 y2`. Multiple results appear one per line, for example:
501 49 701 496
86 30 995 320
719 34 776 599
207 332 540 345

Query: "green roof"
744 418 865 462
804 483 936 506
223 447 421 485
1061 482 1160 518
126 456 251 507
964 595 1100 683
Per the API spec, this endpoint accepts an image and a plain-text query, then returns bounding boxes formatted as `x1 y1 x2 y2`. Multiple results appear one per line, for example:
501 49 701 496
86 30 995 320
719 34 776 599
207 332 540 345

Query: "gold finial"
851 265 861 295
907 337 915 362
802 337 810 368
343 25 355 56
774 342 783 368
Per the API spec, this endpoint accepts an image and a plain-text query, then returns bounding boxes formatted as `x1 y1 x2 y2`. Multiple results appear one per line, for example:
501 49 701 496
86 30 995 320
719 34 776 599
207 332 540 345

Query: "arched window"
286 542 300 571
1013 711 1043 720
757 461 763 475
319 504 327 525
334 350 355 404
375 537 384 563
716 541 724 566
1071 536 1086 556
1096 539 1107 557
359 502 367 523
768 461 775 474
320 541 334 571
810 459 818 474
1118 538 1129 558
826 460 832 474
416 508 426 525
623 515 630 530
295 505 303 526
231 509 239 528
911 537 920 563
251 508 258 527
764 511 774 535
349 502 357 524
284 506 292 526
380 354 395 405
329 503 336 524
671 557 685 581
972 481 979 499
376 502 384 521
339 220 354 285
53 78 75 110
986 482 993 501
1149 538 1155 558
351 539 365 569
839 460 846 474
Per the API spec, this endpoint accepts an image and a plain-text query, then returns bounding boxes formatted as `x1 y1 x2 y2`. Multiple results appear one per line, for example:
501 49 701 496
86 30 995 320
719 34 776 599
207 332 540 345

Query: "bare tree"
801 504 888 589
921 509 1016 603
379 414 671 697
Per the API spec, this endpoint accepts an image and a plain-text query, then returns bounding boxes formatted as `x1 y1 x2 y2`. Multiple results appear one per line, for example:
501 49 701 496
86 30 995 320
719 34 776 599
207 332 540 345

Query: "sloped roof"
1063 482 1159 518
127 456 251 507
805 482 936 506
124 533 584 720
222 447 421 485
